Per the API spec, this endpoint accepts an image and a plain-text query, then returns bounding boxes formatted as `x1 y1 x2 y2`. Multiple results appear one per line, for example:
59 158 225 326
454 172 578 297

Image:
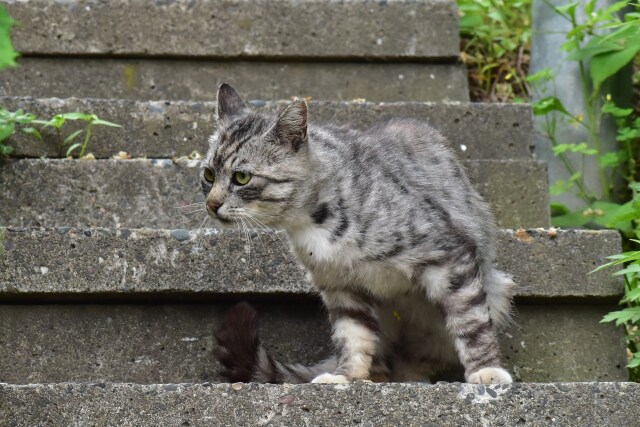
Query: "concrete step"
0 228 622 301
1 58 469 102
0 302 627 384
1 97 534 161
0 228 627 383
6 0 459 60
0 159 549 229
2 382 638 426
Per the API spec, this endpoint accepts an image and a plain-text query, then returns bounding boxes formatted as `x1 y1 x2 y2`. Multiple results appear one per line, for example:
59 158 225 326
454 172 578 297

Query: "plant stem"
79 123 92 158
56 127 63 157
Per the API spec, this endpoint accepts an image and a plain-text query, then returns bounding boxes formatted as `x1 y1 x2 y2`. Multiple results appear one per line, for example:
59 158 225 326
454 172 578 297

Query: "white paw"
467 367 512 384
311 373 350 384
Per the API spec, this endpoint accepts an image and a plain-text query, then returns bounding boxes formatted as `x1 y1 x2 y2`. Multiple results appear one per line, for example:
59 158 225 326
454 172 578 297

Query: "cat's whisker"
241 218 250 261
181 214 209 248
175 202 204 209
239 217 252 263
181 207 206 215
245 212 289 252
242 215 266 252
243 214 281 253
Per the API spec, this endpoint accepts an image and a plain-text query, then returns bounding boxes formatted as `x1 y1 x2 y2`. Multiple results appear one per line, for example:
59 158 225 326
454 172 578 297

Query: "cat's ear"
217 83 247 122
271 98 308 151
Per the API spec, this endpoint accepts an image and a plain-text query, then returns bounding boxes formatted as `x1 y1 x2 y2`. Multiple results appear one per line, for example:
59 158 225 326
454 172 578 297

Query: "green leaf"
20 127 41 141
0 122 14 142
602 102 634 118
65 143 82 157
622 287 640 303
617 127 640 142
0 5 19 70
591 46 640 90
42 115 66 129
613 263 640 277
567 38 622 61
0 142 13 155
525 67 553 83
552 143 598 156
58 112 92 121
592 250 640 273
601 307 640 326
91 118 121 127
555 1 579 20
627 354 640 369
62 129 83 146
591 201 632 233
549 179 575 196
598 151 622 168
551 210 589 228
532 96 570 116
550 201 571 216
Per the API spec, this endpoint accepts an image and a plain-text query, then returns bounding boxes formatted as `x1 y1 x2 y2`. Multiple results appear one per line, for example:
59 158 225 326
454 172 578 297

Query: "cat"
204 83 515 384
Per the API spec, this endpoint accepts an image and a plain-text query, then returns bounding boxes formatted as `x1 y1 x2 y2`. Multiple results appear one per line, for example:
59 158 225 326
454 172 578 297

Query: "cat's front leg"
311 289 380 384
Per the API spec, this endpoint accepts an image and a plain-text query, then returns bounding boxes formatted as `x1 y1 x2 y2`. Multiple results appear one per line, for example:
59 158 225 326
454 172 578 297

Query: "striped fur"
206 84 515 384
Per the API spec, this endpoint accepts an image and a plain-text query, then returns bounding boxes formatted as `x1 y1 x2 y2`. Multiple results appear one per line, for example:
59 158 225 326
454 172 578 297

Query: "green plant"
531 1 640 379
0 7 120 158
0 4 18 70
593 235 640 379
0 109 121 158
38 112 121 157
530 1 640 228
458 0 532 101
0 109 41 156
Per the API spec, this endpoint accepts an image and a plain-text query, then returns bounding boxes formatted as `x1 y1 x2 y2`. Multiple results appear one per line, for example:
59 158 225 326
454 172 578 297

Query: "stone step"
0 228 627 382
0 159 549 229
0 302 627 384
2 383 638 426
0 228 621 300
6 0 459 60
1 58 469 102
1 97 534 161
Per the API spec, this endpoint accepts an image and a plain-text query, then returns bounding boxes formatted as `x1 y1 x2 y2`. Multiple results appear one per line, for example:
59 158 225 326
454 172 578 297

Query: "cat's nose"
207 200 222 214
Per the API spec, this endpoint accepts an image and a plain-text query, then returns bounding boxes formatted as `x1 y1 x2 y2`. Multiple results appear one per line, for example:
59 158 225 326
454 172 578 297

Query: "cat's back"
361 118 454 164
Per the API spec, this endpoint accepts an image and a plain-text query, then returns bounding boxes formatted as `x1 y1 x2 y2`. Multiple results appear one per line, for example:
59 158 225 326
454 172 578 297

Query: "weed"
458 0 532 102
531 0 640 379
0 4 18 70
531 1 640 216
37 112 121 158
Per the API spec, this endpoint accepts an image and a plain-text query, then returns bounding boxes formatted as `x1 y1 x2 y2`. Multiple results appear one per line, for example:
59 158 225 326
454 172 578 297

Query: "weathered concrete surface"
0 228 621 299
1 97 534 160
1 58 469 102
0 159 548 229
2 382 639 426
6 0 459 59
0 303 627 383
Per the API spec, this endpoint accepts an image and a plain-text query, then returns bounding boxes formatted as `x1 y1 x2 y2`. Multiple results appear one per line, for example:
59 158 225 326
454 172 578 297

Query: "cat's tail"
485 268 516 328
214 302 337 383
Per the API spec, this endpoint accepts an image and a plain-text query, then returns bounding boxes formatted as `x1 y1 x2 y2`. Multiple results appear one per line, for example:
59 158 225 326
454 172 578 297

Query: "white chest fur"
288 226 413 299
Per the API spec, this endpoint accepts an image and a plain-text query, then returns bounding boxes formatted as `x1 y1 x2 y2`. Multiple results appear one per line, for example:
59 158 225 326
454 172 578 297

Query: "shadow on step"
0 301 627 384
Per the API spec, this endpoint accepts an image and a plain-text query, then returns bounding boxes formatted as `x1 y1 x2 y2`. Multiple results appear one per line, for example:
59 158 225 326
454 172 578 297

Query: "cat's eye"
203 168 215 183
233 171 252 186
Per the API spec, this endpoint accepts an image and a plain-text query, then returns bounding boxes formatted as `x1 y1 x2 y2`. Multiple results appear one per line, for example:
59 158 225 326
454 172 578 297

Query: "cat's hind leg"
417 259 513 384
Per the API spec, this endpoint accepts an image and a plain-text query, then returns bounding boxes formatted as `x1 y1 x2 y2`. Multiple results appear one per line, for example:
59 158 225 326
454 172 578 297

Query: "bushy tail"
215 302 336 383
486 268 516 328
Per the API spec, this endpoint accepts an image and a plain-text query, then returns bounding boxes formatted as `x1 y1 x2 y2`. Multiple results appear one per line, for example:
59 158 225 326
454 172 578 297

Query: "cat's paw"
467 367 512 384
311 373 350 384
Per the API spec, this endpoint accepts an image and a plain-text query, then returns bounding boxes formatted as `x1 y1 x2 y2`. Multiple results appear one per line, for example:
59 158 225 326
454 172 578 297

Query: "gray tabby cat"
205 83 515 384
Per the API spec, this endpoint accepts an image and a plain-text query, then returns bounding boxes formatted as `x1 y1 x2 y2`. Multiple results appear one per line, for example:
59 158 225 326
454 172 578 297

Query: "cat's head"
200 83 310 229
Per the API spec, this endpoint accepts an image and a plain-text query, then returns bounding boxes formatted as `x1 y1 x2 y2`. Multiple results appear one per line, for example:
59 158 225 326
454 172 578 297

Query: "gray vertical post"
530 0 630 211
